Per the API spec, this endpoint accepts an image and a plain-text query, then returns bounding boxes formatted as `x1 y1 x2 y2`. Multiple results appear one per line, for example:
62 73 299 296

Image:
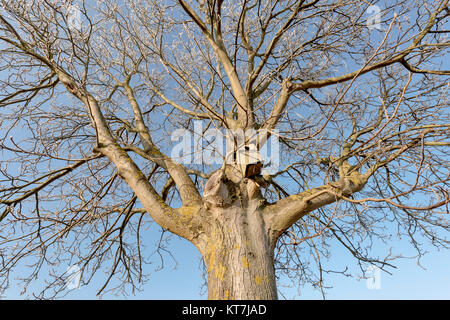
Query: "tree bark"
196 203 278 300
193 167 278 300
191 163 371 300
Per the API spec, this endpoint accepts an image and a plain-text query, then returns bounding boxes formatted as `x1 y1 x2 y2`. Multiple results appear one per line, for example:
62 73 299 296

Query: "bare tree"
0 0 448 299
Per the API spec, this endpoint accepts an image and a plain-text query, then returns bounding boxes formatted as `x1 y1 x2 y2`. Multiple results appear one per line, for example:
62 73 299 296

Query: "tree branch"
177 0 253 128
122 80 202 206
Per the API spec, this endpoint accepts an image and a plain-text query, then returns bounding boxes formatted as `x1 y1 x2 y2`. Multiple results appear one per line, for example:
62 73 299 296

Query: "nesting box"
235 142 264 178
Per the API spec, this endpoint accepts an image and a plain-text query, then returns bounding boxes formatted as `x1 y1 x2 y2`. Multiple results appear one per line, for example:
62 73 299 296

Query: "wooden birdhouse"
235 142 264 178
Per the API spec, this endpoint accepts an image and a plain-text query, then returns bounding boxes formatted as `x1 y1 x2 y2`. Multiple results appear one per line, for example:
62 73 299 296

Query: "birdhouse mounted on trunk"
235 142 264 178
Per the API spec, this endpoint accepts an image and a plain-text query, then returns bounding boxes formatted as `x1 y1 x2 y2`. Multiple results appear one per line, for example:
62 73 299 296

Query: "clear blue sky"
1 0 449 301
3 227 450 300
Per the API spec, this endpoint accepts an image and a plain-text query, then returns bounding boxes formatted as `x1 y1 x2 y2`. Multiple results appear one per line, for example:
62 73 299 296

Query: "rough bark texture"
1 0 448 301
190 164 369 299
197 205 278 300
194 166 278 300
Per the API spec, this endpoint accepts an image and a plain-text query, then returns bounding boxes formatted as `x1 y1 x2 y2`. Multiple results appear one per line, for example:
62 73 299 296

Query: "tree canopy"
0 0 448 299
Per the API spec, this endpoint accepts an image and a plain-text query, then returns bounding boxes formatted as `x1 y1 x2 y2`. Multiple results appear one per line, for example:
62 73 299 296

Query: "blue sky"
3 228 450 300
1 0 449 301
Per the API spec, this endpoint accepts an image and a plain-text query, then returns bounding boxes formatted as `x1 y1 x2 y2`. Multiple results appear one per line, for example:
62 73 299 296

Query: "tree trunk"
197 204 278 300
192 166 279 299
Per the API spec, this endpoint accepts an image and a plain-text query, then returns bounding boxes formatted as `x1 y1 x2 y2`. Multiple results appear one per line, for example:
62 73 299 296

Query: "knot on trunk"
203 169 235 209
203 165 267 210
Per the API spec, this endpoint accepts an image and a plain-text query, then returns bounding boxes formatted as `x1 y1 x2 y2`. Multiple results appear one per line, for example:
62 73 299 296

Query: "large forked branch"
263 140 430 244
177 0 254 128
262 0 449 241
263 169 370 244
0 18 200 240
54 70 200 240
264 119 449 244
291 0 449 91
122 78 202 206
262 1 448 133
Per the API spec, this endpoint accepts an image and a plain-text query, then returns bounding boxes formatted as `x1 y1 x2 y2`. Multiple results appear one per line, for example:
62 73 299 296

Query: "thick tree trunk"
193 165 278 301
190 163 371 299
197 205 278 300
192 166 279 299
